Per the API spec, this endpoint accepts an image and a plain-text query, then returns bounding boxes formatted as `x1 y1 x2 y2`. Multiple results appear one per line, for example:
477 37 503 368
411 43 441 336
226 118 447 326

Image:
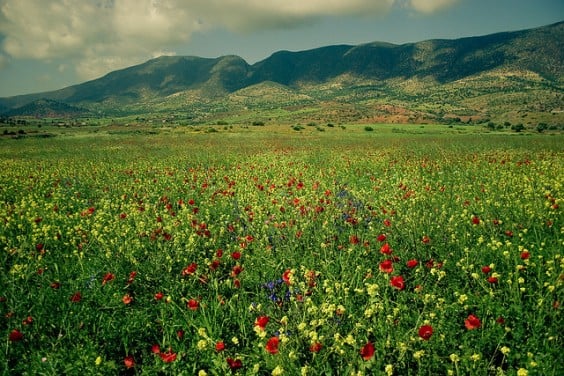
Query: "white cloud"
408 0 458 14
0 0 456 81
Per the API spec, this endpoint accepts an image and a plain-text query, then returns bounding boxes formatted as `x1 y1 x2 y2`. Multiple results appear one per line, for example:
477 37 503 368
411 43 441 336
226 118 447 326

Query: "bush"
364 126 374 132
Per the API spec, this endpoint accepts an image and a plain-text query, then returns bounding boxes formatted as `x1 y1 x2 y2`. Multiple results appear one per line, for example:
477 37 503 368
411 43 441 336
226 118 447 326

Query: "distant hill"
1 21 562 125
2 99 87 117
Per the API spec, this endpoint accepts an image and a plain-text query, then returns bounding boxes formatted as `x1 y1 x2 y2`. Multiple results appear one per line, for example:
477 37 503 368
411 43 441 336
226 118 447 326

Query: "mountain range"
1 21 562 125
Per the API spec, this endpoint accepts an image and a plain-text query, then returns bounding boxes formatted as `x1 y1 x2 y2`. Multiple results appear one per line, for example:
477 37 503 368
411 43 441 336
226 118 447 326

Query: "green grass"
1 126 562 375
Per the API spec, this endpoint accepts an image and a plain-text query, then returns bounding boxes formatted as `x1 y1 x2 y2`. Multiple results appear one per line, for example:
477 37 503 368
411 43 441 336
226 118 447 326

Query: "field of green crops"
1 125 562 375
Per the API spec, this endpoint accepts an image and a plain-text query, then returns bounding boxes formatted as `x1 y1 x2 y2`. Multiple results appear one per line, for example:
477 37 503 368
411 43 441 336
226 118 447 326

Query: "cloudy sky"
0 0 562 97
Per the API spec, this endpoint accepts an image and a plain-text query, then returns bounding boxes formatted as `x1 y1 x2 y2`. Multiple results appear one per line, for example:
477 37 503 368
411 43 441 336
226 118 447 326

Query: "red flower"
231 251 241 260
390 275 405 290
481 266 491 274
421 235 431 244
377 234 387 242
282 269 292 285
102 272 115 285
465 314 481 330
122 294 133 304
383 219 391 227
265 337 280 354
309 341 323 353
231 265 244 277
127 271 137 284
70 291 82 302
187 299 199 310
227 358 243 371
349 235 360 245
151 344 161 354
216 249 224 258
254 315 270 330
406 259 418 268
520 251 530 260
379 243 392 255
472 215 480 225
360 341 375 361
124 355 135 369
154 292 164 300
418 325 433 340
159 349 177 363
50 281 61 289
379 259 394 274
215 341 225 352
487 276 498 284
9 329 23 342
182 263 198 276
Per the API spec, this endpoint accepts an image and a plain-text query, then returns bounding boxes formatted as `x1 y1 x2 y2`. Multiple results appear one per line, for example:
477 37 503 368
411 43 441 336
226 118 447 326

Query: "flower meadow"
1 128 562 375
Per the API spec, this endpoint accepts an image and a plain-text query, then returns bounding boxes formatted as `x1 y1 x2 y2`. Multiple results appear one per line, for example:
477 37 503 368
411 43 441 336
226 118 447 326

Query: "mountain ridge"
1 21 562 124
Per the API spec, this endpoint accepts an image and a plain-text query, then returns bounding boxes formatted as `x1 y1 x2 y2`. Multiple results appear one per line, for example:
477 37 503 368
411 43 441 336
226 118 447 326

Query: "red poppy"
22 316 33 326
350 235 360 245
124 355 135 369
377 234 387 242
177 330 185 339
265 337 280 354
159 349 177 363
102 272 115 285
231 251 241 260
418 325 433 340
209 260 220 270
187 299 199 310
122 294 133 304
282 269 292 285
227 358 243 371
9 329 23 342
182 263 198 276
379 259 394 274
380 243 392 255
154 292 164 300
309 342 323 353
70 291 82 302
406 259 418 268
390 276 405 290
151 344 161 354
487 276 498 284
215 341 225 352
481 266 491 274
421 235 431 244
520 251 530 260
216 248 224 258
127 271 137 284
360 341 375 361
231 265 243 277
472 216 480 225
255 315 269 330
50 281 61 289
383 219 391 227
465 314 481 330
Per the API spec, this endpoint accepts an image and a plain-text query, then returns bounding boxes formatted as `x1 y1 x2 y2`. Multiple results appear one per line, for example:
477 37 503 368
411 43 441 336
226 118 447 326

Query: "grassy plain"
1 124 562 375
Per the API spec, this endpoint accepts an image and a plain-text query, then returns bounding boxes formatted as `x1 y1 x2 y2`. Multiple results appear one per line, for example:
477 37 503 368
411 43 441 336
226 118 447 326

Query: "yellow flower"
272 365 284 376
470 353 481 362
413 350 425 360
450 353 460 363
95 356 102 366
501 346 510 355
385 364 393 376
517 369 528 376
197 339 208 350
198 371 208 376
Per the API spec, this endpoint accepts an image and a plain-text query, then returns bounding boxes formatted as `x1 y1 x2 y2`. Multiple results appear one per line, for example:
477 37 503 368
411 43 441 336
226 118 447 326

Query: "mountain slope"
0 21 562 124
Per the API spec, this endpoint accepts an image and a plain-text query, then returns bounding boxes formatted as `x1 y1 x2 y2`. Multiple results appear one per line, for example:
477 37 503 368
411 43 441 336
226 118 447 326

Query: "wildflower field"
1 125 562 375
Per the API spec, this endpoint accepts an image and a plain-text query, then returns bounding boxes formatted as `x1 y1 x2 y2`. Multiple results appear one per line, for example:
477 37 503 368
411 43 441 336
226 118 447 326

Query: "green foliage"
0 125 562 375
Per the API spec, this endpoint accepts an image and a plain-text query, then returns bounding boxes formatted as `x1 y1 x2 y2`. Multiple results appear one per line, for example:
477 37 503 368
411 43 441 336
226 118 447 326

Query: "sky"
0 0 562 97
